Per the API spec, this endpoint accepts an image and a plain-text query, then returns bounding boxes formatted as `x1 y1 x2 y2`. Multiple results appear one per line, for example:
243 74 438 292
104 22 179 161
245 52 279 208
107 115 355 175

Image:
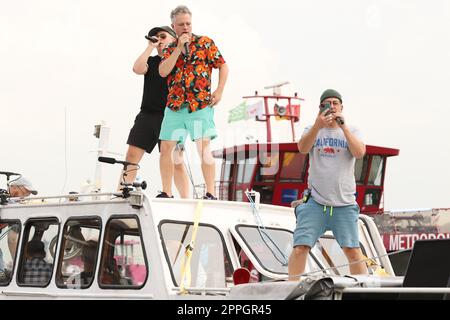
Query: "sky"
1 0 450 210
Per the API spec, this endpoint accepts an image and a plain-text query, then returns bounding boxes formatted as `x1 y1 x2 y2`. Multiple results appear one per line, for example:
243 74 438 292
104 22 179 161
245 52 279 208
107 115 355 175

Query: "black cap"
145 26 176 40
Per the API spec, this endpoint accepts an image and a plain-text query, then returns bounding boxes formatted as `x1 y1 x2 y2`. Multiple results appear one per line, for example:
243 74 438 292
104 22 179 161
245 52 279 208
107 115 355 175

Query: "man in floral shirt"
158 5 229 200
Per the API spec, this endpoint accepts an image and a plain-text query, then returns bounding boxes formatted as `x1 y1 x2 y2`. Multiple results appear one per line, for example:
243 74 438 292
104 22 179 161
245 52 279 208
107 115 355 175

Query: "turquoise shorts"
159 106 217 144
293 198 360 248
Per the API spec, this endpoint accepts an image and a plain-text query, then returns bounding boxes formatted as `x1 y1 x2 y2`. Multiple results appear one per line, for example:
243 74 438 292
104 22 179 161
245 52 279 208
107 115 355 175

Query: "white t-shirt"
303 125 363 207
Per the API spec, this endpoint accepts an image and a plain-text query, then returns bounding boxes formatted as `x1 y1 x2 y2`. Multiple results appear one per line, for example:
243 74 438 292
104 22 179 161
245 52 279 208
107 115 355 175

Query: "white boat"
1 190 449 300
1 85 448 301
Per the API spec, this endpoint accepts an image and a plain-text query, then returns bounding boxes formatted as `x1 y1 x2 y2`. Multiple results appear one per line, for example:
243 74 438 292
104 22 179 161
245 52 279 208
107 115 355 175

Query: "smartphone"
319 102 332 115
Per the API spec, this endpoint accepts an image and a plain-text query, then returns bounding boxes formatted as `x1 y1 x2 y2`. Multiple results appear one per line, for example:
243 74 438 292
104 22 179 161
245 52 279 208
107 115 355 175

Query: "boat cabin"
213 143 399 214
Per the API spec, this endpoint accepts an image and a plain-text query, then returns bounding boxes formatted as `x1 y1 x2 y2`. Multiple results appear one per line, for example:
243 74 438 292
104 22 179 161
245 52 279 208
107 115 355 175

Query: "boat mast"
92 121 110 192
243 81 303 143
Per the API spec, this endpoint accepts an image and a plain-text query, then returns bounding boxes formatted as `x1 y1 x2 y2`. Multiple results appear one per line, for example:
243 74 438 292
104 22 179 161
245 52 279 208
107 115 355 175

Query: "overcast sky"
1 0 449 210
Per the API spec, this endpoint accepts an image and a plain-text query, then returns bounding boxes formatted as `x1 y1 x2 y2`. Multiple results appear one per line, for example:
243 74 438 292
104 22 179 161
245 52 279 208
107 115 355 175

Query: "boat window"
220 181 230 200
368 155 384 186
235 190 243 202
55 218 101 289
250 185 274 204
243 157 257 184
220 160 234 200
355 156 368 184
363 188 382 206
312 236 366 276
99 217 148 289
222 160 232 182
279 152 307 182
236 159 245 184
357 221 385 272
0 220 21 286
235 225 321 275
255 152 279 183
312 237 349 275
160 221 233 288
17 219 59 287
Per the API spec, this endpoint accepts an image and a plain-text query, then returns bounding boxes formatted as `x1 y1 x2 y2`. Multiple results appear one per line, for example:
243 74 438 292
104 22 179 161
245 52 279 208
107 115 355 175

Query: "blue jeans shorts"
293 198 360 248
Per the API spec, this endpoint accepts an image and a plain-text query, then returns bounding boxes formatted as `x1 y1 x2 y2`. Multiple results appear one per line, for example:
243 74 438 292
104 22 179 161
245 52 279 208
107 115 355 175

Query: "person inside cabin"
288 89 368 280
120 24 190 198
22 239 53 285
99 243 123 285
6 177 38 260
158 5 229 199
0 222 23 283
79 240 98 286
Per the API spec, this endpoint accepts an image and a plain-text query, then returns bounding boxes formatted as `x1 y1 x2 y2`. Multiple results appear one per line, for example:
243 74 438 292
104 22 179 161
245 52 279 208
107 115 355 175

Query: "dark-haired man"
121 25 189 198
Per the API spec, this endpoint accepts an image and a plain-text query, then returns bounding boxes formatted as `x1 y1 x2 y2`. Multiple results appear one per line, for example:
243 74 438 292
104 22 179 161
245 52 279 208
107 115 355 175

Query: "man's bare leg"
196 138 215 195
160 140 178 196
173 149 190 198
342 247 368 275
288 245 310 281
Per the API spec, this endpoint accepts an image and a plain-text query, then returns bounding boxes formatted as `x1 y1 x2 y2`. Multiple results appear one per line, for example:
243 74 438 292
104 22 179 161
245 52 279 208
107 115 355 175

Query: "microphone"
182 32 189 56
98 157 137 166
148 36 158 43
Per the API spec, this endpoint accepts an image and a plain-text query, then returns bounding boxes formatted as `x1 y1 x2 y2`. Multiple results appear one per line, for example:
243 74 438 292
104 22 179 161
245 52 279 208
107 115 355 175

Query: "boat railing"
334 287 450 300
171 286 231 296
2 192 128 205
338 287 450 294
193 181 222 199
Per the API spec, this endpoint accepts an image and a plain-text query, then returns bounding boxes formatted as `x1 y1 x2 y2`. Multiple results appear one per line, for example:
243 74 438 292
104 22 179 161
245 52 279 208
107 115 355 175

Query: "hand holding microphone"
148 36 159 44
144 34 160 47
177 33 191 55
318 102 345 127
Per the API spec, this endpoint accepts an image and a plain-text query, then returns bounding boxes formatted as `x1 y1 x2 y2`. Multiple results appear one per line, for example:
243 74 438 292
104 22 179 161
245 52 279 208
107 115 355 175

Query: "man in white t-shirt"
288 89 368 280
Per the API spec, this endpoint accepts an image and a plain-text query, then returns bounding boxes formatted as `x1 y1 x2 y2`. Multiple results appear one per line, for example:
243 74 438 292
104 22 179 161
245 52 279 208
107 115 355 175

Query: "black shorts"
126 111 164 153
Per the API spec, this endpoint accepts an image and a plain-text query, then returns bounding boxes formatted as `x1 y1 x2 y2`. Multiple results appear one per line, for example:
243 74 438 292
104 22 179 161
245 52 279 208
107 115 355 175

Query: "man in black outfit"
122 26 189 198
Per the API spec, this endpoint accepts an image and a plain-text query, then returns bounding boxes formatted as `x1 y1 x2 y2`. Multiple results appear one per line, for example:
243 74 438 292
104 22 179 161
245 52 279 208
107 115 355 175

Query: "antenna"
264 81 290 96
93 121 110 193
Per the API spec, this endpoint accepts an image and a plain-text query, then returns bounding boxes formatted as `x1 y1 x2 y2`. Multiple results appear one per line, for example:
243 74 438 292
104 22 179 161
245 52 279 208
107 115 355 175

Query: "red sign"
382 233 450 251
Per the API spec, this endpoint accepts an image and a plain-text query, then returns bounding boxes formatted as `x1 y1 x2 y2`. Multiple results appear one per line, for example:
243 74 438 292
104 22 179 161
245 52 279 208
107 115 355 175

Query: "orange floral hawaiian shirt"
161 34 225 113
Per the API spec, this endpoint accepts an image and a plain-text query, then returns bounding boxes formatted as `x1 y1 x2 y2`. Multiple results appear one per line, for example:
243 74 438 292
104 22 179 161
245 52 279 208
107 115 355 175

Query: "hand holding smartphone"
319 102 332 116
